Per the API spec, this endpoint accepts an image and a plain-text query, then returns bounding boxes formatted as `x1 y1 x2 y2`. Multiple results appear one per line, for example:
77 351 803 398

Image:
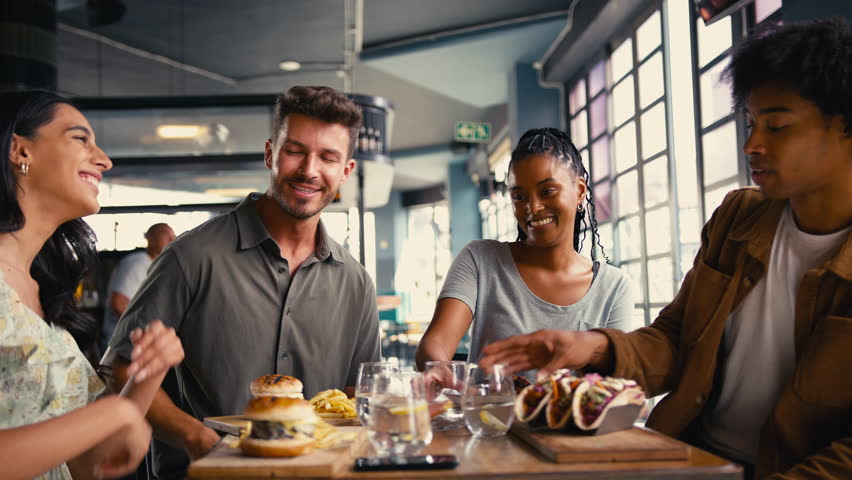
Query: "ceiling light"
279 60 301 72
157 125 204 139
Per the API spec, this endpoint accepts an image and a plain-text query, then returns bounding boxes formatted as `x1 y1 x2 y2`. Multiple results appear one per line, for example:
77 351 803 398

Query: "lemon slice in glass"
479 410 508 430
389 403 428 415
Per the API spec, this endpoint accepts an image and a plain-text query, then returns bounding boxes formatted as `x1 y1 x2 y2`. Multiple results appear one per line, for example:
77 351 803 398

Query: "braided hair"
508 127 609 262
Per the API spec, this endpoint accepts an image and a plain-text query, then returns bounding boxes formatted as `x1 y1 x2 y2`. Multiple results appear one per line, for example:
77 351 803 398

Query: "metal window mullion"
582 72 599 259
704 174 741 192
688 6 707 228
638 96 666 116
647 251 672 261
606 53 621 266
697 48 733 75
637 44 664 68
660 0 682 297
642 149 668 165
629 26 651 325
733 10 751 189
701 113 737 136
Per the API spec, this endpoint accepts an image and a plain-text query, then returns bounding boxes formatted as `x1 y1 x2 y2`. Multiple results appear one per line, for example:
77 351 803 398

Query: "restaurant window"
568 8 676 326
398 203 451 321
480 137 517 243
89 183 377 281
695 13 744 222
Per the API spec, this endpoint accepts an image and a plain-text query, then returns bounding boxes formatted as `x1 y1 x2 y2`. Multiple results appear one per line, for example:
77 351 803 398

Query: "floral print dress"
0 273 104 480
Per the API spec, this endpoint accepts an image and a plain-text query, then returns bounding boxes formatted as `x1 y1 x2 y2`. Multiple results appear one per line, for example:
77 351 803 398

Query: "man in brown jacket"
479 19 852 479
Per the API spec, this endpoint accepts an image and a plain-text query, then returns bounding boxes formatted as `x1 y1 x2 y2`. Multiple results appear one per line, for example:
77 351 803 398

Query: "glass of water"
462 363 516 437
355 361 399 426
423 360 466 430
367 372 433 456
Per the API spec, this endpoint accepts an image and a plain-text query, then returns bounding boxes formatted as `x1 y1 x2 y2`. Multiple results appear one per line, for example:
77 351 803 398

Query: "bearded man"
102 86 380 479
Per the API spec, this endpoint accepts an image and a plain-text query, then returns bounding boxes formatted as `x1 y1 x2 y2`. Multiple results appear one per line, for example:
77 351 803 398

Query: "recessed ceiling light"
279 60 301 72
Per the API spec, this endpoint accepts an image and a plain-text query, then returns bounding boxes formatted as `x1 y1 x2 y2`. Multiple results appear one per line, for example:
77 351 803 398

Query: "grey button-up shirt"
109 193 380 477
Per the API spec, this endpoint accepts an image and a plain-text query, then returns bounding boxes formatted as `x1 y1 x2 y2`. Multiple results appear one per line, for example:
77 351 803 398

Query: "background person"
101 222 175 355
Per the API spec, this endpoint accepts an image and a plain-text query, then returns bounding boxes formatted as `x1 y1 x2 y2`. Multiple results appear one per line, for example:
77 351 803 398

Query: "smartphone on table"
354 454 459 471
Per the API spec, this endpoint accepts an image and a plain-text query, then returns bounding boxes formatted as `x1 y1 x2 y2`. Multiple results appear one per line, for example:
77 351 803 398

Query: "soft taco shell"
514 383 552 423
545 376 581 429
571 380 646 431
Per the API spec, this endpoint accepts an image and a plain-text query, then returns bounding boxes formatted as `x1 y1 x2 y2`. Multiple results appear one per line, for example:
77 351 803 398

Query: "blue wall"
372 190 406 292
509 62 563 143
448 162 482 257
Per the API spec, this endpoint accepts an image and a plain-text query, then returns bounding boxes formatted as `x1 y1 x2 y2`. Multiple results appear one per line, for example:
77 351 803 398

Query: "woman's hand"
479 330 611 382
92 399 152 478
68 396 152 480
125 320 183 383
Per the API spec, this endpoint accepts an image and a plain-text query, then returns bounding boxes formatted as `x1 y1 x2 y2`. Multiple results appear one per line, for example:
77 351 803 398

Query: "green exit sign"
454 121 491 143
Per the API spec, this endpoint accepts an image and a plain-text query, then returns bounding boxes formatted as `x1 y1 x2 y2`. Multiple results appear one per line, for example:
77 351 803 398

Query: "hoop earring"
577 203 585 213
18 163 29 176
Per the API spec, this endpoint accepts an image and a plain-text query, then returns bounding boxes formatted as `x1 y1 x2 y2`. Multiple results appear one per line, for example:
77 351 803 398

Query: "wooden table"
188 426 742 479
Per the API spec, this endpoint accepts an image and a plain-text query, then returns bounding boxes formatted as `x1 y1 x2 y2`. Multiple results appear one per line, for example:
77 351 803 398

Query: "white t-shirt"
701 204 851 463
101 250 153 353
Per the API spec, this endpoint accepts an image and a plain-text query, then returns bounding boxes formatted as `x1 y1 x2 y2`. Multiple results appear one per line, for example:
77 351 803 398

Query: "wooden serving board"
511 424 690 463
204 415 361 436
187 426 362 478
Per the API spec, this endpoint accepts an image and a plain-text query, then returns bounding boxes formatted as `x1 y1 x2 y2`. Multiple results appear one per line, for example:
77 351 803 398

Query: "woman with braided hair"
415 127 638 374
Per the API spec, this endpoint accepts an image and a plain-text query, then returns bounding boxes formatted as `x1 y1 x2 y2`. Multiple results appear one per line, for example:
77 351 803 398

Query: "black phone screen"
354 454 459 471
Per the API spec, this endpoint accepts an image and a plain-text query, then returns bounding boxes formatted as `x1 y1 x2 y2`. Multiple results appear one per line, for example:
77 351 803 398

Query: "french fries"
313 419 357 448
309 389 357 419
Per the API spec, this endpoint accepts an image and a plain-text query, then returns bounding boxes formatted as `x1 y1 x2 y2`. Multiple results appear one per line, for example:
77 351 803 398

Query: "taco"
544 372 583 429
512 376 531 394
571 374 646 431
514 381 552 424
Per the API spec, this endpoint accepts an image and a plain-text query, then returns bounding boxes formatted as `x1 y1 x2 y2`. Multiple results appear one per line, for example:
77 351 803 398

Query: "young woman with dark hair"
415 127 638 372
0 91 184 480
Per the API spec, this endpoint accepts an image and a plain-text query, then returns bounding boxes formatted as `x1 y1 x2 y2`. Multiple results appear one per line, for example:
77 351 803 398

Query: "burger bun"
238 436 316 457
251 375 304 399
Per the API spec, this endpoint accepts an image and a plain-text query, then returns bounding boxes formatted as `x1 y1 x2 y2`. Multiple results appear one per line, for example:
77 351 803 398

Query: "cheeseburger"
251 374 304 399
239 397 318 457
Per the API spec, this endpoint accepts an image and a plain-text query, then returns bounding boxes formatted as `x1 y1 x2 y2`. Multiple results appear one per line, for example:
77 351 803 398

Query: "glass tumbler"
355 361 399 426
461 364 516 437
367 371 433 456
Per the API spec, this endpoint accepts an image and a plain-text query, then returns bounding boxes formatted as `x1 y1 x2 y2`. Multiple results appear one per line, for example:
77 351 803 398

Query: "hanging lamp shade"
336 94 395 209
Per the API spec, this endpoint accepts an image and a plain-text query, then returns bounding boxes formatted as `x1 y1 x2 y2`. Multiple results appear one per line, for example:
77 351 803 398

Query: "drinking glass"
355 361 399 426
462 364 516 437
423 360 466 430
367 372 433 456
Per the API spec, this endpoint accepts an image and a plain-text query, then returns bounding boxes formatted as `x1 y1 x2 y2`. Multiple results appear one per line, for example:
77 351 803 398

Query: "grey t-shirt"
108 193 380 479
439 240 638 365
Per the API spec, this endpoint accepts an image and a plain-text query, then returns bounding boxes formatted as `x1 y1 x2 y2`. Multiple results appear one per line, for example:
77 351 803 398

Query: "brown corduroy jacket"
597 187 852 479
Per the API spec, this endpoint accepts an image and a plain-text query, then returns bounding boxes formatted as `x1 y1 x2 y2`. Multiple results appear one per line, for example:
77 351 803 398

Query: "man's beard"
270 175 337 220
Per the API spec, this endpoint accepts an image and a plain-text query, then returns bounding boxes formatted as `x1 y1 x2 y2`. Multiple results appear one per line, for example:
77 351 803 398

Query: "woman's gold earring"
19 163 29 176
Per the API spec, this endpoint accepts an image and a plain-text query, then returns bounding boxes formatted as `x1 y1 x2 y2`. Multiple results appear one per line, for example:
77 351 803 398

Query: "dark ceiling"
52 0 574 197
